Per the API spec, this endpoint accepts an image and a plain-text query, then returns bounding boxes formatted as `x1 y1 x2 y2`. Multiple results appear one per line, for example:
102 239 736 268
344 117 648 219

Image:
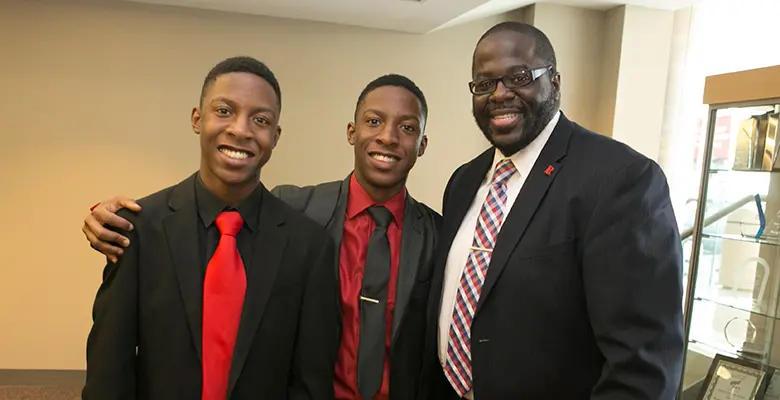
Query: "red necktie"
202 211 247 400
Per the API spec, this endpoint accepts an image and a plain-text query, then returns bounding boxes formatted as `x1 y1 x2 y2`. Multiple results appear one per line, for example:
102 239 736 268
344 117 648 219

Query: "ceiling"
117 0 702 34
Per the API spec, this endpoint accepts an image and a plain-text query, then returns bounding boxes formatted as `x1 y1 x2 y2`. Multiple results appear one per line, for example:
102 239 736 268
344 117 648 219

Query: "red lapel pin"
544 165 555 176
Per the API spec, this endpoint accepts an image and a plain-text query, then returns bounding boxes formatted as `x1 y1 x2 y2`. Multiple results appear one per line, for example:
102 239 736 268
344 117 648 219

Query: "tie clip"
470 246 492 253
360 296 380 304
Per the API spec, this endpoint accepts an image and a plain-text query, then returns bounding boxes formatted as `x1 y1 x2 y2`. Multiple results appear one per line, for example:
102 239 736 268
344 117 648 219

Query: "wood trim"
703 65 780 105
0 370 85 387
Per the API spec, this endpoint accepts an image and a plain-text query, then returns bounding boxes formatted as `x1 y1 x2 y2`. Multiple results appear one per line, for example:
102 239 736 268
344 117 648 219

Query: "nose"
227 116 252 140
490 80 516 102
376 125 400 146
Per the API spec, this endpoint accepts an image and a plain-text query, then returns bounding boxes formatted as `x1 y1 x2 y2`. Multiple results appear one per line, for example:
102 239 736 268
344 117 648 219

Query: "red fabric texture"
202 211 246 400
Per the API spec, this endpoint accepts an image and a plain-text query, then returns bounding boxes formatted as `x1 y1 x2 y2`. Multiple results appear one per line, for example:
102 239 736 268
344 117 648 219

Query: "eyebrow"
363 108 420 123
212 97 278 117
474 65 531 79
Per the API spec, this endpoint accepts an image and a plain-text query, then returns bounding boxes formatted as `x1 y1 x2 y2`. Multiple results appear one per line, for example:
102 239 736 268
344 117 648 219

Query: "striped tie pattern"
444 159 517 397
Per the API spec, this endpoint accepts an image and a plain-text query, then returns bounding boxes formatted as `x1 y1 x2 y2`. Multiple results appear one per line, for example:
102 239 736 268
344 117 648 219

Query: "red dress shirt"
334 174 406 400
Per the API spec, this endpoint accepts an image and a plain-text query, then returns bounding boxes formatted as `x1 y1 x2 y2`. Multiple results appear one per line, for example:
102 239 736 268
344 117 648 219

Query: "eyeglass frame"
468 65 553 95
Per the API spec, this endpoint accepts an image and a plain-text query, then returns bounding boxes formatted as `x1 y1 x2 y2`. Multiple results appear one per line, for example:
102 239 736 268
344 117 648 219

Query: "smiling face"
348 85 427 200
192 71 281 202
472 30 560 156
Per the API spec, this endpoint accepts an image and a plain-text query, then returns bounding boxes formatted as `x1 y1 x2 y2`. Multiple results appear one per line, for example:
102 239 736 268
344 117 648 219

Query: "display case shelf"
689 338 767 364
703 232 780 247
710 169 780 174
694 296 775 319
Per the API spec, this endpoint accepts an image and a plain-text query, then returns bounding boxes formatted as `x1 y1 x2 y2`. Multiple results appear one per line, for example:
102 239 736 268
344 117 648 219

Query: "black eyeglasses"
468 65 553 95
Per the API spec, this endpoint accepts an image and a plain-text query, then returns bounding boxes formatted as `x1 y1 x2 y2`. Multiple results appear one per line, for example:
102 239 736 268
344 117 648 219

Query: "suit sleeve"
288 234 339 400
270 184 314 213
583 158 685 400
269 185 287 198
82 211 139 399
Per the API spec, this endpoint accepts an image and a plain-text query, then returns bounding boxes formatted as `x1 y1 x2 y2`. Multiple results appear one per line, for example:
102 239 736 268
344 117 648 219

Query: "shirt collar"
194 173 263 232
490 110 560 180
346 172 406 226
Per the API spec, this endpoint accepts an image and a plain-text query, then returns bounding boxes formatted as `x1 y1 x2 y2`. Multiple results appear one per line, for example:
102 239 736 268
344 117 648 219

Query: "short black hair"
200 56 282 112
476 22 557 70
354 74 428 130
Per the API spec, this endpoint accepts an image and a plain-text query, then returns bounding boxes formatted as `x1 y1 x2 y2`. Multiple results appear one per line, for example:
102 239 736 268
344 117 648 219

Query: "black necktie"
357 205 393 400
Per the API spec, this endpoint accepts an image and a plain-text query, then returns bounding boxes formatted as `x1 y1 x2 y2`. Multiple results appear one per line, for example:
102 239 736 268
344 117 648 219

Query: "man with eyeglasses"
421 21 684 399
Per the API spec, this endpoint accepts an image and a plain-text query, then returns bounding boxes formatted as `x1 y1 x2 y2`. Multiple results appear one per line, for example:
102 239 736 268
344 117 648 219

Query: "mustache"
486 101 529 113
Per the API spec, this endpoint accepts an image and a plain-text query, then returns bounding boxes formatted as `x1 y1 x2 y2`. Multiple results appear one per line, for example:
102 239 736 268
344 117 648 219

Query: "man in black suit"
81 75 439 400
81 56 339 399
423 22 685 399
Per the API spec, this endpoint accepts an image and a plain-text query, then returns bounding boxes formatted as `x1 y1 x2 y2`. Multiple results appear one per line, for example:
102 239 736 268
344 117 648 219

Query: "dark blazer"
423 114 685 399
83 173 340 400
272 174 441 400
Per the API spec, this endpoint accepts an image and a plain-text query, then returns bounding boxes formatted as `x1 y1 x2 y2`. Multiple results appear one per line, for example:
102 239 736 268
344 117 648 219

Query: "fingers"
82 195 138 265
87 213 131 246
94 205 134 232
82 223 121 263
117 197 141 212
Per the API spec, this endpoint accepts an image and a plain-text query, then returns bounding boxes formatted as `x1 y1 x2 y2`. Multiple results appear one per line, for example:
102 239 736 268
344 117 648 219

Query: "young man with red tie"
81 56 339 400
81 74 439 400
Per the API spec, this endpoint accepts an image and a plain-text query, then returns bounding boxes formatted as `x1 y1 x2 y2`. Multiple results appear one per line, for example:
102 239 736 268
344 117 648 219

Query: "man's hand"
82 196 141 263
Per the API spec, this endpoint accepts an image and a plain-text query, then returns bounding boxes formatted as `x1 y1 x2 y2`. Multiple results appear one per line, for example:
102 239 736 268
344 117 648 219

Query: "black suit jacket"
271 174 441 400
423 114 685 399
83 173 340 400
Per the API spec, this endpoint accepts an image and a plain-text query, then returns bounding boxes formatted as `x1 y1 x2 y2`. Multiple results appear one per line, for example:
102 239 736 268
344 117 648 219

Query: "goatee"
475 95 559 156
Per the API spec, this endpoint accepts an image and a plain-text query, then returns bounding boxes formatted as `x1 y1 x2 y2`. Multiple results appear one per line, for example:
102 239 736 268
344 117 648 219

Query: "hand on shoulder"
81 196 141 263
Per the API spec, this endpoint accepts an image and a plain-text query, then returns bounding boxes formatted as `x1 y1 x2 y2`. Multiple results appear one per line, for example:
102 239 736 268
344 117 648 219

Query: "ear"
417 135 428 157
551 70 561 94
272 125 282 149
191 107 202 135
346 122 357 145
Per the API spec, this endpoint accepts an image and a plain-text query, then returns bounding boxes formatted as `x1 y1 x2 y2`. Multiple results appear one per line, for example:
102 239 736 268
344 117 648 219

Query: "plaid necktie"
444 159 517 397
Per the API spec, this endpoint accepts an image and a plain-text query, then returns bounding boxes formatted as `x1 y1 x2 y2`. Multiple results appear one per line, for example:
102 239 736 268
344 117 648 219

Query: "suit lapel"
322 177 348 330
162 174 204 360
475 115 574 315
391 195 424 344
227 188 288 396
325 176 350 268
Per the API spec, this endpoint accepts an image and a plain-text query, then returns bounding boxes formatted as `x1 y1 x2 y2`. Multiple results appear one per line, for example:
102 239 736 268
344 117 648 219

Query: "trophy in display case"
733 106 780 172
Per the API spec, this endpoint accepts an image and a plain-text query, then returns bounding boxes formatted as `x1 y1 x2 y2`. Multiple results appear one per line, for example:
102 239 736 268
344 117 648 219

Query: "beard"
474 93 559 156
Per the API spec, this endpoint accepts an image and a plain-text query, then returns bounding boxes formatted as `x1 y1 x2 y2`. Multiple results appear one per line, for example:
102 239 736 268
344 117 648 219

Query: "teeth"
371 154 397 163
492 113 518 120
220 148 249 160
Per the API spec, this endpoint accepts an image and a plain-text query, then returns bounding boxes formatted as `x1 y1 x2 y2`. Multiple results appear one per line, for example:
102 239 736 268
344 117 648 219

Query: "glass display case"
681 65 780 399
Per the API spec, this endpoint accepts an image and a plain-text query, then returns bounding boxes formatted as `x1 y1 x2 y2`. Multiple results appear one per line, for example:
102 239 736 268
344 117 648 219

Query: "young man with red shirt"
81 74 440 400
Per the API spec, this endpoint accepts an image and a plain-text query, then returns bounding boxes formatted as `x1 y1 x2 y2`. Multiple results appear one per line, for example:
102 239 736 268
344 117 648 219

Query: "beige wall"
659 6 696 213
0 0 511 369
0 0 668 370
563 2 676 162
611 5 674 161
531 3 606 132
596 6 626 137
